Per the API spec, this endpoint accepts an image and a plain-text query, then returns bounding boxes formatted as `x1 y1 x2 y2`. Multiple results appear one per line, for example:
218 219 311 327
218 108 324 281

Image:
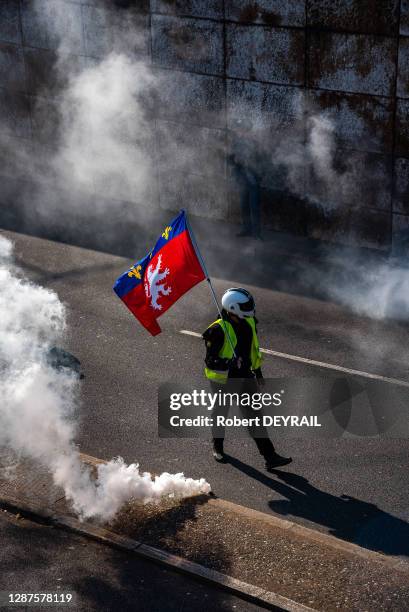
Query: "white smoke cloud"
0 0 369 234
1 0 405 329
321 256 409 321
0 0 163 240
0 0 231 240
0 3 212 521
271 112 359 211
0 234 210 522
51 52 156 204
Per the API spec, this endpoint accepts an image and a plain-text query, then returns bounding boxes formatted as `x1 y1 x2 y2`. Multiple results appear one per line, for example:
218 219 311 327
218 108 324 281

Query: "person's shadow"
224 454 409 558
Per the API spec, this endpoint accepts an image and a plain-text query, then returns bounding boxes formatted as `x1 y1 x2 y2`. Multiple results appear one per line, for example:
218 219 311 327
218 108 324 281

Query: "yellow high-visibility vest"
204 317 262 383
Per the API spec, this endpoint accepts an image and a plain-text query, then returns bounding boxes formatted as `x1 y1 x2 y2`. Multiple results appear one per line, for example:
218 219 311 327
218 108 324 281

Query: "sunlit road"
3 229 409 557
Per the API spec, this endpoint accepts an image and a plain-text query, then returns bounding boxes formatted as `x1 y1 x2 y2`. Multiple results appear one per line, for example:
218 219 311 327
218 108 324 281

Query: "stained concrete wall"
0 0 408 252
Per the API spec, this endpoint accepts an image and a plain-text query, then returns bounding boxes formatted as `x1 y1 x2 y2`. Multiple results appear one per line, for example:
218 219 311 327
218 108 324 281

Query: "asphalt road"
0 511 261 612
3 229 409 557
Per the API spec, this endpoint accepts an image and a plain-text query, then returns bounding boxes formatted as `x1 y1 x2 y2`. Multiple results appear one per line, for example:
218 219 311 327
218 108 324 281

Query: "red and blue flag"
113 211 205 335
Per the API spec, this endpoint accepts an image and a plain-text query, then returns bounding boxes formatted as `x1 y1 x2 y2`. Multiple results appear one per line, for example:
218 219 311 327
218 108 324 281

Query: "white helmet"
221 288 255 318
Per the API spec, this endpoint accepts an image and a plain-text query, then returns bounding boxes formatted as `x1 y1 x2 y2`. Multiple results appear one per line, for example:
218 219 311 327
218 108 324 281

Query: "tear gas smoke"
270 111 362 211
0 235 210 521
0 0 366 235
51 52 156 205
0 0 165 248
318 254 409 321
0 0 404 328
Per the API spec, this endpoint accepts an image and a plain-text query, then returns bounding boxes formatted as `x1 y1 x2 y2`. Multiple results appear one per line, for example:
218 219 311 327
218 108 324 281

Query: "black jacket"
203 314 263 379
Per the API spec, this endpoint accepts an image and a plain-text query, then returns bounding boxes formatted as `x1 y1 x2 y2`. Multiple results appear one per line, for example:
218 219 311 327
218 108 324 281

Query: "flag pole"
184 211 237 358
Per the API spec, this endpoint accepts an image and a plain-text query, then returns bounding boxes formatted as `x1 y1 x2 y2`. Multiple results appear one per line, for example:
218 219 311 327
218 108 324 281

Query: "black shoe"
212 443 225 462
236 229 252 238
264 453 292 470
213 449 226 462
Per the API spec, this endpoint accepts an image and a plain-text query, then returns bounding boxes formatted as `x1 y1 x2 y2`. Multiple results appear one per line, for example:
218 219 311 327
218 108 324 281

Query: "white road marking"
179 329 409 389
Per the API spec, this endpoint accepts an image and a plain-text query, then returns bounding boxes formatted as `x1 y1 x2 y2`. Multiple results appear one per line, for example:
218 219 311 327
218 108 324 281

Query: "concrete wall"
0 0 408 252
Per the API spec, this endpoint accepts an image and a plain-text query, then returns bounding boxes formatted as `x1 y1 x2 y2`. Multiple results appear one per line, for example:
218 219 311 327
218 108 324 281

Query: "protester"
203 287 292 470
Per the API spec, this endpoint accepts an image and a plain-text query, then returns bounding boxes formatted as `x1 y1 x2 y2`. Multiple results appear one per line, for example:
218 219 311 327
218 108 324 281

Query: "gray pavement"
0 510 262 612
2 229 409 557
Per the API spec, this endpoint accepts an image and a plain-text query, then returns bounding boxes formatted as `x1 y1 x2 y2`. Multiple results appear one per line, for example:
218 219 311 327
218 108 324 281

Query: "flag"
113 211 206 335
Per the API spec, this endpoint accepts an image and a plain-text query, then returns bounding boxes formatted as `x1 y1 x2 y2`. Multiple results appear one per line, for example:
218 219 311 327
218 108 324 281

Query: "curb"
206 498 409 575
0 494 314 612
80 453 409 575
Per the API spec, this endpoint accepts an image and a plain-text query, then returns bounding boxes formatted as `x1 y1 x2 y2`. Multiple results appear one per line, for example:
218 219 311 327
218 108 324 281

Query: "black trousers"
210 378 276 459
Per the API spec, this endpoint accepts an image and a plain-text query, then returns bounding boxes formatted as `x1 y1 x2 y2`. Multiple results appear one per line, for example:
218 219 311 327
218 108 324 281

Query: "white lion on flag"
144 255 172 310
